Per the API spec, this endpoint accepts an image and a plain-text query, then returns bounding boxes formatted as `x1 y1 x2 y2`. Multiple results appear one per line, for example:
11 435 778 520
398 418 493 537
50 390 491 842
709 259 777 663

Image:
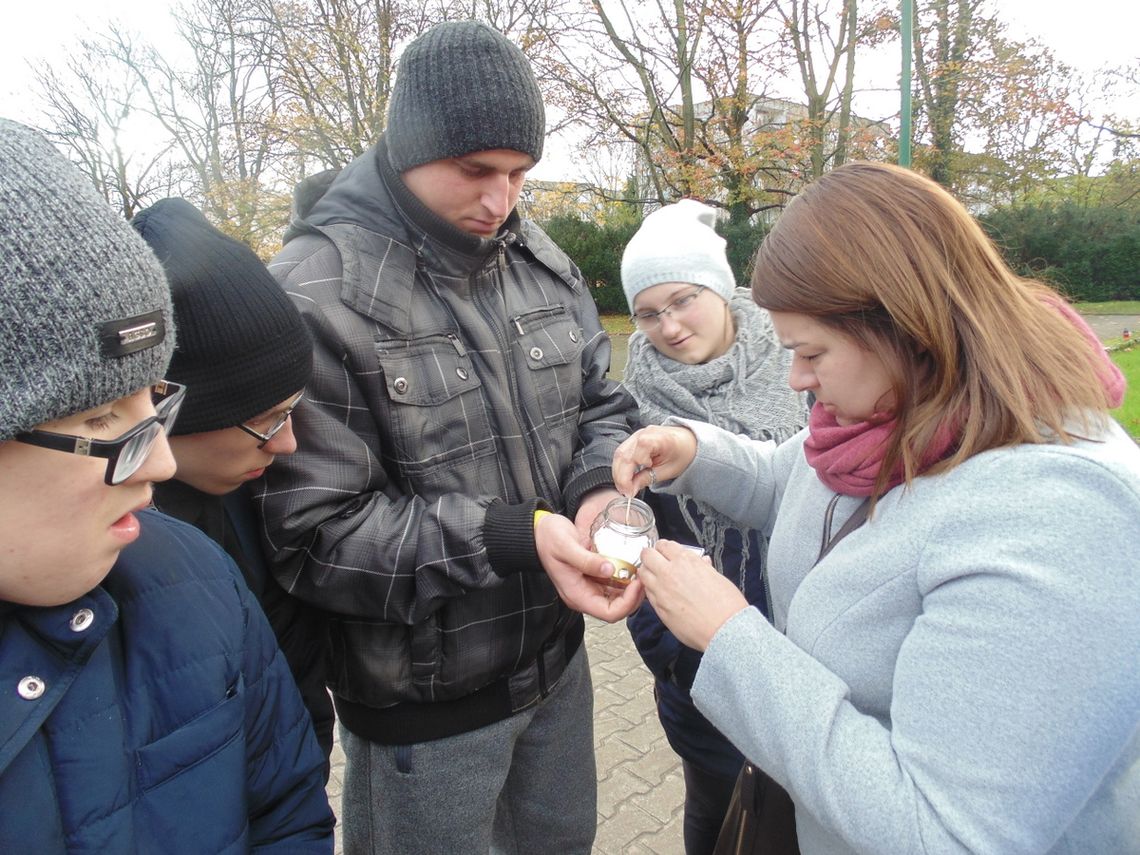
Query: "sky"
1 0 1136 182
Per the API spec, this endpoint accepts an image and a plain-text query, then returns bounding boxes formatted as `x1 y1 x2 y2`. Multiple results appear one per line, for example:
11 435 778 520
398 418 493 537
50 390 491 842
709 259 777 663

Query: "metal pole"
900 0 913 166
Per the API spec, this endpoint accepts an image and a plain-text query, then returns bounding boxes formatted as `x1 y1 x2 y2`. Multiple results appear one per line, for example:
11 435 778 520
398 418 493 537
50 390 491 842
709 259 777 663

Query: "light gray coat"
658 416 1140 854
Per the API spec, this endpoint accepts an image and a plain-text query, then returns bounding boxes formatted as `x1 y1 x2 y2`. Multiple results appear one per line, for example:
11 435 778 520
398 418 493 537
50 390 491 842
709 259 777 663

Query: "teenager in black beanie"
131 198 334 770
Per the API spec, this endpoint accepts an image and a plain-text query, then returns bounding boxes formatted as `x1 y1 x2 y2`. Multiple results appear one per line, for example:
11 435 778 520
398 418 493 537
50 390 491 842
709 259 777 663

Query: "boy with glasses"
131 197 334 766
0 119 333 852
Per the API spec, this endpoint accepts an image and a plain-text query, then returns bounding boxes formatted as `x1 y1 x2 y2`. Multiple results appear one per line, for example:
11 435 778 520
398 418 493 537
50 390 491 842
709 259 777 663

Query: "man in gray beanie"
258 20 641 855
0 119 334 850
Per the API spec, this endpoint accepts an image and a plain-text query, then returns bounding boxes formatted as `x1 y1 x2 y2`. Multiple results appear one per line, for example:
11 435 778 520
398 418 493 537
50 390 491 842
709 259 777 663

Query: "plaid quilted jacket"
256 141 639 739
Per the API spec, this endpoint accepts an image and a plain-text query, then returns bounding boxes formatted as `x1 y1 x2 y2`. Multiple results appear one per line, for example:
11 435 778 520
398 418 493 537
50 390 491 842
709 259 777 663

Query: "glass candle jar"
589 496 658 587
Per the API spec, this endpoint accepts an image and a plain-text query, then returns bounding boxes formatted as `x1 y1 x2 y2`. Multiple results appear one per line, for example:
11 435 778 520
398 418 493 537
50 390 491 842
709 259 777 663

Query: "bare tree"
245 0 426 169
528 0 792 215
778 0 860 179
908 0 993 187
33 36 179 219
100 0 292 248
966 39 1083 206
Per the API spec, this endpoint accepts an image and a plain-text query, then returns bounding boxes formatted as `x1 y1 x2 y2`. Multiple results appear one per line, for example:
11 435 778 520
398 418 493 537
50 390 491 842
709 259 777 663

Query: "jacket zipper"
470 233 552 499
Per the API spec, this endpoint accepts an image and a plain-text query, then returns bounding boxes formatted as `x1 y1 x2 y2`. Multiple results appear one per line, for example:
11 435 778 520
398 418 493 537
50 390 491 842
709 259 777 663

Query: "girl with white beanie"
620 199 807 855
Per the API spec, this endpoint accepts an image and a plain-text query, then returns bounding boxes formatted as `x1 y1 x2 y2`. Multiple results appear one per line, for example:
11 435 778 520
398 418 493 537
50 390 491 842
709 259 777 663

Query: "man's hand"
637 539 748 651
535 511 643 622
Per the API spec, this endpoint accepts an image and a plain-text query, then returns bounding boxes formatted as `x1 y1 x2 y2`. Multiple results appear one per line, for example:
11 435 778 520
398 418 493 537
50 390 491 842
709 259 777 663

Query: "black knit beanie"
385 21 545 173
130 199 312 435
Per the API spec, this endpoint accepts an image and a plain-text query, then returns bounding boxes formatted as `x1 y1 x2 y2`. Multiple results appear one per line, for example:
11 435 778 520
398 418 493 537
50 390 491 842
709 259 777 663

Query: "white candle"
592 527 651 566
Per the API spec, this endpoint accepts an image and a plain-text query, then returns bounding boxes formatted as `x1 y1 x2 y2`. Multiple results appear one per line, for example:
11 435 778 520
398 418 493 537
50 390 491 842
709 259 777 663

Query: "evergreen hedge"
541 214 770 313
981 203 1140 301
541 201 1139 312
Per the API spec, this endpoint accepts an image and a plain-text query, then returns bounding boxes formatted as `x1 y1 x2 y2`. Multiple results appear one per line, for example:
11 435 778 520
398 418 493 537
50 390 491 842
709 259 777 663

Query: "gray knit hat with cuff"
385 21 545 173
621 199 736 313
0 118 175 441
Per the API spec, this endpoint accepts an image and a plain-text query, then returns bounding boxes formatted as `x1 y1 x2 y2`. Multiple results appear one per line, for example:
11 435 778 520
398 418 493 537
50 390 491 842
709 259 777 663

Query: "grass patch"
601 314 634 336
1110 344 1140 439
1072 300 1140 315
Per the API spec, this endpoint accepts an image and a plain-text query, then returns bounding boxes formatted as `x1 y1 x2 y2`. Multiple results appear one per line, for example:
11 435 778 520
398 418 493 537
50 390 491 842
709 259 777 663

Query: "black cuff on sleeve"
562 467 617 520
484 497 551 577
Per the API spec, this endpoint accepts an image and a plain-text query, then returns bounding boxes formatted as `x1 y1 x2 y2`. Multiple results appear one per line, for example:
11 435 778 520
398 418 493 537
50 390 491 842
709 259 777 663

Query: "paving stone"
597 763 655 819
596 733 648 779
628 768 686 824
592 802 668 853
625 737 681 787
637 808 688 855
594 706 638 743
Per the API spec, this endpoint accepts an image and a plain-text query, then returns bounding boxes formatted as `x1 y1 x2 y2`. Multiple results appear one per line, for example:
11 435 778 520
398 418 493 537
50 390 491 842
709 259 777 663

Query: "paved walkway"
587 616 686 855
326 615 686 855
1080 313 1138 344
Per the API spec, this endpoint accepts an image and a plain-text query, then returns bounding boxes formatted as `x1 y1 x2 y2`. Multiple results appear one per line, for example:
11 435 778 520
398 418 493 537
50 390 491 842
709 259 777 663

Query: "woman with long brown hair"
612 162 1139 854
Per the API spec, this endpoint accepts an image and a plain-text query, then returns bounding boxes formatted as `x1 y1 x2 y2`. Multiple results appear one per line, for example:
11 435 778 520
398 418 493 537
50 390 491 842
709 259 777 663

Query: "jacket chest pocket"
375 334 496 483
135 677 245 793
512 308 584 435
133 677 246 851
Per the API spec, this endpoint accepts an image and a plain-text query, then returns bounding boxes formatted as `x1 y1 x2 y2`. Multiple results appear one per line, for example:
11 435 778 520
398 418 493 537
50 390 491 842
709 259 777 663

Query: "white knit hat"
620 199 736 312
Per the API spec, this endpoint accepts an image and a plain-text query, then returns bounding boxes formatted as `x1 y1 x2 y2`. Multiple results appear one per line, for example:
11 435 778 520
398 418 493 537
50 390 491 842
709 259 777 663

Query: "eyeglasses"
15 381 186 485
631 286 707 331
237 392 304 448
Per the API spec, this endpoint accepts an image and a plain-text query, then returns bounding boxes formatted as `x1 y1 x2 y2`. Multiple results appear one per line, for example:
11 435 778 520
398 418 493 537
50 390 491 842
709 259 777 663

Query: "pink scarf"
804 301 1126 496
803 407 956 496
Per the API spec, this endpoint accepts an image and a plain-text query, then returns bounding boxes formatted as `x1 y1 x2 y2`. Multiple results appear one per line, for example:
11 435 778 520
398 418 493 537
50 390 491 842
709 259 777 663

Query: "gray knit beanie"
621 199 736 312
0 119 175 441
386 21 545 173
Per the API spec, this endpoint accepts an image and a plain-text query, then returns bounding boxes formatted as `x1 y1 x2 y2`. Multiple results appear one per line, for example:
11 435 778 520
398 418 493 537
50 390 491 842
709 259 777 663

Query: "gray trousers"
340 647 597 855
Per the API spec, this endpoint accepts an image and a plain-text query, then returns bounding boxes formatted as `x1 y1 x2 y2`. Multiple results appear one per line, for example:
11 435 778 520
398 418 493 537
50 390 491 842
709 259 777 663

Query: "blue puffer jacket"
627 491 770 781
0 510 335 853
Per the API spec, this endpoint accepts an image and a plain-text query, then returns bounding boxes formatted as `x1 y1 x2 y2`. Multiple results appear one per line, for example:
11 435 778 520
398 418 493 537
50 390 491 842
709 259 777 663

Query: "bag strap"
816 496 872 564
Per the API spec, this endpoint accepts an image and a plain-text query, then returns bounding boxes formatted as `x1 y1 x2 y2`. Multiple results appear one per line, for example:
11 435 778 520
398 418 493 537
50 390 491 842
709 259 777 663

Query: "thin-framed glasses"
630 285 707 331
238 391 304 448
15 381 186 485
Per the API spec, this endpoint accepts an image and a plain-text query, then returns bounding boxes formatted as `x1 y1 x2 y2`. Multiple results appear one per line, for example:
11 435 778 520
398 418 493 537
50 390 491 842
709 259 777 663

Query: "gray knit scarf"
623 288 808 573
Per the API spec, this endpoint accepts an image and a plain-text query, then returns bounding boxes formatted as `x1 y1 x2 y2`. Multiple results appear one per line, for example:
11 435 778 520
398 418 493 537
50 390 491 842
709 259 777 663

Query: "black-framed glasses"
631 285 707 331
237 392 304 448
15 381 186 485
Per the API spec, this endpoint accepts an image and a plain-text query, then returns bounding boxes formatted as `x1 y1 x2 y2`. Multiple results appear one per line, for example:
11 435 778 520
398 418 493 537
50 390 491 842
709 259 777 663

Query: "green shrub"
718 217 771 288
982 203 1140 301
541 215 639 314
540 212 771 313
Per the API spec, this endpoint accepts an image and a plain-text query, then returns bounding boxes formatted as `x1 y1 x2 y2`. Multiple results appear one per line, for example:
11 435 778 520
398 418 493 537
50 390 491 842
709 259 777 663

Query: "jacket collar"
0 589 116 775
288 139 534 333
293 138 519 277
376 140 518 266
